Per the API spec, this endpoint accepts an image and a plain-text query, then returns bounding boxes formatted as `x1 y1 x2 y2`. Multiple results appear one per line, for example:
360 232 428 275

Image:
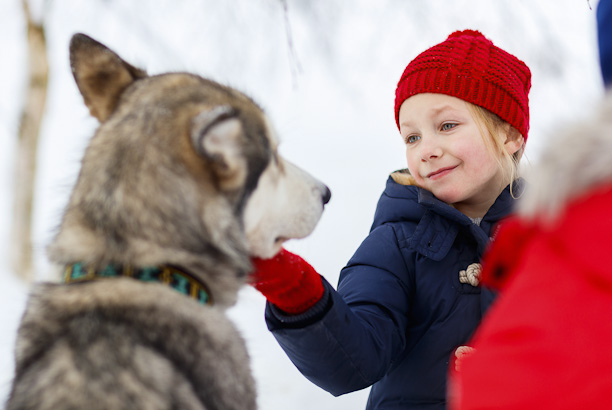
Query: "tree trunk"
11 0 48 282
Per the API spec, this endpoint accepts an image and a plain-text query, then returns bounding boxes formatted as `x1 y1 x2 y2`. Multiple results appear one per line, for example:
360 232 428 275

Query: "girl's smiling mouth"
427 166 458 180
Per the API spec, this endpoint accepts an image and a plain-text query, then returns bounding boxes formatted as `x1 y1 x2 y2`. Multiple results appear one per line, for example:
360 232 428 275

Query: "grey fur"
7 33 328 410
9 280 253 410
518 91 612 220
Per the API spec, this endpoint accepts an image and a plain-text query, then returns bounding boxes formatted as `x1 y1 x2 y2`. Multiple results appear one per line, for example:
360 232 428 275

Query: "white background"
0 0 605 408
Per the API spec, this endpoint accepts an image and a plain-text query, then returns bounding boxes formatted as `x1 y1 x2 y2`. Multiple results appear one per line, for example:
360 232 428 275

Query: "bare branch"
11 0 49 281
280 0 302 89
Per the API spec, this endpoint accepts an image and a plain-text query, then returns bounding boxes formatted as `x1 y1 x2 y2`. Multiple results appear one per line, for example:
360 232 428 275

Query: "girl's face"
398 93 518 218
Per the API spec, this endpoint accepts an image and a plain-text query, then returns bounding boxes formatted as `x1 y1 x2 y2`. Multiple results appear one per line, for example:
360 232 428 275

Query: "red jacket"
449 93 612 409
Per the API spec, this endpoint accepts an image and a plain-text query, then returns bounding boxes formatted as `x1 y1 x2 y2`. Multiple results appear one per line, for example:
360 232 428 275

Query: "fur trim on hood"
519 91 612 220
390 169 418 186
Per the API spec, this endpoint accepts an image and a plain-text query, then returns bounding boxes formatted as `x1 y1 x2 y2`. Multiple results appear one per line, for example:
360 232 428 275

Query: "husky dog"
7 33 330 410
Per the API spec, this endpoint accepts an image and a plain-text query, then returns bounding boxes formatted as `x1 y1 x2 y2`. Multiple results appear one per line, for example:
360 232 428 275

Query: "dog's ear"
69 33 147 122
192 106 248 190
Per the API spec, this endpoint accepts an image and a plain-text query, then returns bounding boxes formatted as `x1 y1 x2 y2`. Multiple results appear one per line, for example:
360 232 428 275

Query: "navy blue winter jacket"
265 171 521 409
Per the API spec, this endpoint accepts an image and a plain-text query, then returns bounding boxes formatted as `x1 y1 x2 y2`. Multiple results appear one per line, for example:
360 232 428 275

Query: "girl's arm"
252 225 412 395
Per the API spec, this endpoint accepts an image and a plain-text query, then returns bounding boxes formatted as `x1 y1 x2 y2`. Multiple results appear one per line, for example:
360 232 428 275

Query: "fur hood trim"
391 169 418 186
519 92 612 219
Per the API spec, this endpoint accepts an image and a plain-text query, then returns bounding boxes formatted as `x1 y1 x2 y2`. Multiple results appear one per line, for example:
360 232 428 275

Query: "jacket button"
459 263 481 287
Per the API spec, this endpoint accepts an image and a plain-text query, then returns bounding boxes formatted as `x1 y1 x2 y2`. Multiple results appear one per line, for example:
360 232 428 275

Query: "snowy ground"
0 0 605 408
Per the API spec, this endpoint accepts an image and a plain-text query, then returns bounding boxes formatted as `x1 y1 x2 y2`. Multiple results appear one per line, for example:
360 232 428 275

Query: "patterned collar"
63 263 212 305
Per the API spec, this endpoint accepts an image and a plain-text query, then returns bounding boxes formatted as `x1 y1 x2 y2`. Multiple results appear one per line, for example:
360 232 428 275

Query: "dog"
6 33 330 410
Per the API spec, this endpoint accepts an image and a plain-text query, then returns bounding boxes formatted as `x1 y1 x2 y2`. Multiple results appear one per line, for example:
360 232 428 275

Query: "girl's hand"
250 248 324 315
454 346 476 372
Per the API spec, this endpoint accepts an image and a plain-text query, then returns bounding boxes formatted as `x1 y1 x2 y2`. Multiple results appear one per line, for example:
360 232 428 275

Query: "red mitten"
249 248 324 315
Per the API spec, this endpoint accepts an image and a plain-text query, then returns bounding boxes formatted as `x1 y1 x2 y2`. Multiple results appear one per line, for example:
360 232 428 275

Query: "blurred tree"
10 0 48 281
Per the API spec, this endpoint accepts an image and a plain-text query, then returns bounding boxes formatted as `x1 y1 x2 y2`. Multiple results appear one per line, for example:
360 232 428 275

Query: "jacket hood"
372 169 521 231
371 169 521 260
370 169 423 231
519 91 612 219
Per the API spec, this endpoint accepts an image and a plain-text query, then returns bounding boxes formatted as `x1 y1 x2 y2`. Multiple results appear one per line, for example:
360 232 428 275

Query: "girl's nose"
419 137 443 162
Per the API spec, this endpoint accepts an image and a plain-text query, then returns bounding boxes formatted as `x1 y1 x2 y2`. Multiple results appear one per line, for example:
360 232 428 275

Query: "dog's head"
50 34 329 296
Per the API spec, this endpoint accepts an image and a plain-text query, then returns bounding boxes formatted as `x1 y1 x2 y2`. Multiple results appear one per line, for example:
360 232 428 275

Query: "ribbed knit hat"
394 30 531 141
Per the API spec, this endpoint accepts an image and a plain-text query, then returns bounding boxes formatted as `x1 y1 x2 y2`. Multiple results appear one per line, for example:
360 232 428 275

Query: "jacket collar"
373 170 522 260
414 181 522 260
417 179 524 227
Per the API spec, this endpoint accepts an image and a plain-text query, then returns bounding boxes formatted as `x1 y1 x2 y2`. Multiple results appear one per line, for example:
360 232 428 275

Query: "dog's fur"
7 33 330 410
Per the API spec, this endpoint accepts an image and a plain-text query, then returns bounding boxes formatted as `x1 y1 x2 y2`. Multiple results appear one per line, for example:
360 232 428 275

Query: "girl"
450 3 612 408
250 30 530 409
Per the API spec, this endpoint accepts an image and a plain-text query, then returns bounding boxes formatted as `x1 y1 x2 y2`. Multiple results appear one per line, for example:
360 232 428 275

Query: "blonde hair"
466 102 524 196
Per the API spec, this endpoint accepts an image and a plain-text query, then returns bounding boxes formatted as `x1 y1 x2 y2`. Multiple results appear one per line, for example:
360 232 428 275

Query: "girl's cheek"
405 152 417 172
404 164 420 183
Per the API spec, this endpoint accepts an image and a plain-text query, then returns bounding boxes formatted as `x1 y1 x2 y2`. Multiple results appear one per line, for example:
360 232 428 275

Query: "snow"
0 0 604 408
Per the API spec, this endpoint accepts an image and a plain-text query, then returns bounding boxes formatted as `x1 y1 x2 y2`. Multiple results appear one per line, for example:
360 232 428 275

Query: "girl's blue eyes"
405 123 457 144
406 135 421 144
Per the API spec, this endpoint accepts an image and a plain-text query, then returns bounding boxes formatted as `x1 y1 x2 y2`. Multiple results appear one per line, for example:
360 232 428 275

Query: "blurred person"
598 0 612 87
448 1 612 408
249 30 531 409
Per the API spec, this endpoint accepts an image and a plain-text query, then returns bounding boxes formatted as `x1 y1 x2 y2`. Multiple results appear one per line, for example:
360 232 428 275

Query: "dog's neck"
63 263 213 305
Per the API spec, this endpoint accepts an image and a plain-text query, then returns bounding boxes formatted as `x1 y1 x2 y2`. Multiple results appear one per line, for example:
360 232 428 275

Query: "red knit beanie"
394 30 531 141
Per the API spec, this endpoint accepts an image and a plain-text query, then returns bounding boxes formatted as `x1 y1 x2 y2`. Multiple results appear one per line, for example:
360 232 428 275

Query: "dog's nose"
322 186 331 205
